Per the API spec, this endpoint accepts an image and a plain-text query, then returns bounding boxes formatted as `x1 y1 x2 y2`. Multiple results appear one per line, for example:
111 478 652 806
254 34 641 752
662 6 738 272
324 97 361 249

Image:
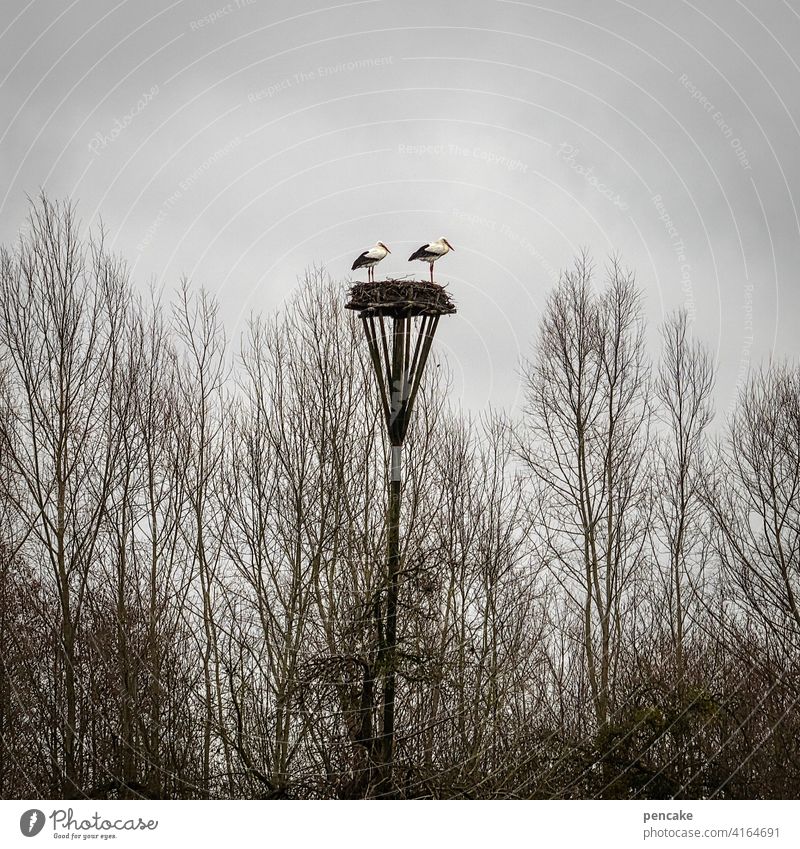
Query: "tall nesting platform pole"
345 279 456 796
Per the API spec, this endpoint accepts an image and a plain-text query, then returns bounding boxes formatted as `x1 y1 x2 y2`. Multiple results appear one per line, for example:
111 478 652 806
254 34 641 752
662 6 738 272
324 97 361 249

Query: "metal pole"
347 282 455 799
379 315 406 796
380 444 401 794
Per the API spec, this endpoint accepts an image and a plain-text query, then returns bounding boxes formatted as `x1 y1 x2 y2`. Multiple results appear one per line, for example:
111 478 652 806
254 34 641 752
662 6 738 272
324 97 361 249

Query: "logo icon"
20 809 45 837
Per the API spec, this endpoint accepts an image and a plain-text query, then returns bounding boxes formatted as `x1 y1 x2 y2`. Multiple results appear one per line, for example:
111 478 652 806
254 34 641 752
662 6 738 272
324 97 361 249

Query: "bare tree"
515 253 657 800
651 310 715 682
708 365 800 652
171 282 230 796
520 254 650 735
0 196 128 796
401 411 543 796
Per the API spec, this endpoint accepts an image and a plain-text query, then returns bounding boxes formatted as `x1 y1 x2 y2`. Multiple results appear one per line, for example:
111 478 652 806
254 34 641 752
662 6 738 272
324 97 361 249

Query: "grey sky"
2 0 798 416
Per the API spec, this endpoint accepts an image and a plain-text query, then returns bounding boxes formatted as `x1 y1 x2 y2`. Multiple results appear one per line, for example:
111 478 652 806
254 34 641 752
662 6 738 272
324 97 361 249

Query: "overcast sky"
2 0 798 417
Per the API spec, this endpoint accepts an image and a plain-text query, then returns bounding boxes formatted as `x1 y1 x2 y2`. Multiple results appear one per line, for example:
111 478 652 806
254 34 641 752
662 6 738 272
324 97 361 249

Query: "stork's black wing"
408 244 433 261
351 251 370 270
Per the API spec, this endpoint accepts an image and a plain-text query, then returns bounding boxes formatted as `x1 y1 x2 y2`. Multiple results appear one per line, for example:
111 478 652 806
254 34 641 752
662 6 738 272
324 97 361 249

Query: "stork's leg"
429 263 434 284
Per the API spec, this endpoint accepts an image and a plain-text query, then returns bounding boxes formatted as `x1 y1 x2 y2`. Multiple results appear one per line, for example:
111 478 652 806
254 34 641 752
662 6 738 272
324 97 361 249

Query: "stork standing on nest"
351 241 391 282
408 237 454 283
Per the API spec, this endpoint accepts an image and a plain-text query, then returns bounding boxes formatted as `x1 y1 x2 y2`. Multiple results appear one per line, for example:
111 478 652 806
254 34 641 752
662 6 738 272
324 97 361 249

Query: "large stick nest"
345 279 457 318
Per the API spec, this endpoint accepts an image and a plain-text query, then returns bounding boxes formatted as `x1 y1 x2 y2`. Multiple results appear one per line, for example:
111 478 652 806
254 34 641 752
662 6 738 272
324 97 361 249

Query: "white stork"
408 237 454 283
351 241 391 282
